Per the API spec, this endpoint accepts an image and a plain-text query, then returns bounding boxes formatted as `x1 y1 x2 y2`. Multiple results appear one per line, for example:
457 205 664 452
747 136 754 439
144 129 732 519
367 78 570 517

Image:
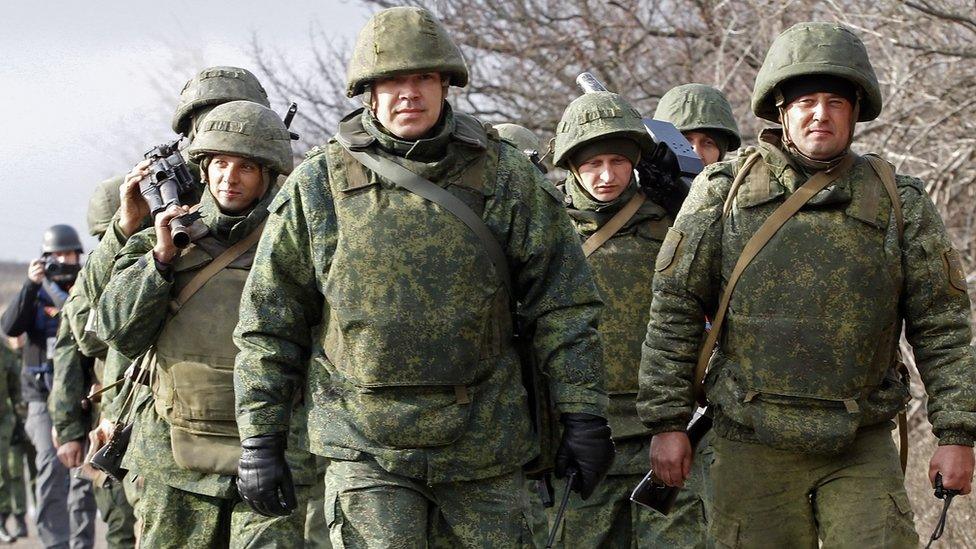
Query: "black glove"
236 433 296 517
554 413 615 500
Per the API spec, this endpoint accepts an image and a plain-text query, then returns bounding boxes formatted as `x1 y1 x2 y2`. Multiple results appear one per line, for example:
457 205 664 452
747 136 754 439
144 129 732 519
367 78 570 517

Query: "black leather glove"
236 433 296 517
554 413 615 500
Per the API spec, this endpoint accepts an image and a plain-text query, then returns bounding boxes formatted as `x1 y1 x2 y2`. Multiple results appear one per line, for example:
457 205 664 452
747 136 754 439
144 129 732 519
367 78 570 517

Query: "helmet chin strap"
776 89 861 172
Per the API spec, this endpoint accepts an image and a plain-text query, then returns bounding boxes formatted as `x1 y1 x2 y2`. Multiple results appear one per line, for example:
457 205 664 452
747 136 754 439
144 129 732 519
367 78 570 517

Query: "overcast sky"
0 0 370 261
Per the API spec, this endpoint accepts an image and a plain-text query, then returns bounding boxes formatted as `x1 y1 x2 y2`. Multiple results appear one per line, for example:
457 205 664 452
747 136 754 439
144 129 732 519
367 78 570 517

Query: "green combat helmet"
752 22 882 122
188 101 295 176
654 84 741 151
86 177 122 239
493 123 548 173
172 66 270 135
345 6 468 97
552 91 653 169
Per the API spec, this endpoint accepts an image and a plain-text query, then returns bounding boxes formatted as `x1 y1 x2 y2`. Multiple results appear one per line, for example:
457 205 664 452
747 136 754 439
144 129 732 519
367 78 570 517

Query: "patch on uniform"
943 249 967 292
655 228 683 272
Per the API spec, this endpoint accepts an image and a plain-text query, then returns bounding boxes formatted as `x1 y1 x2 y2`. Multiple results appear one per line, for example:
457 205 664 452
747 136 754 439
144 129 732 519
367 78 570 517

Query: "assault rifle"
575 72 703 217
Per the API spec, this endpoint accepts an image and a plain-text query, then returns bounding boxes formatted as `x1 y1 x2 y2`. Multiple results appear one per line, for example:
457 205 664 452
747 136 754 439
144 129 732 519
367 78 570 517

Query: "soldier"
0 338 26 542
653 84 741 166
97 100 314 547
547 91 677 546
48 66 273 546
640 22 976 547
233 6 614 547
1 225 97 548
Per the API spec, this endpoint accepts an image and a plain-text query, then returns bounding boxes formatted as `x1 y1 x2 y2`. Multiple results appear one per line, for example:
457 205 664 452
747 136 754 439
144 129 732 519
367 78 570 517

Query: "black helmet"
41 224 83 254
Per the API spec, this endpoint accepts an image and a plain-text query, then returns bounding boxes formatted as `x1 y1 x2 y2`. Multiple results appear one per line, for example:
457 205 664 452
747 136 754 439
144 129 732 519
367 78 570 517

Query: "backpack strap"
693 153 859 406
581 191 647 257
863 154 904 241
168 222 266 315
722 152 763 218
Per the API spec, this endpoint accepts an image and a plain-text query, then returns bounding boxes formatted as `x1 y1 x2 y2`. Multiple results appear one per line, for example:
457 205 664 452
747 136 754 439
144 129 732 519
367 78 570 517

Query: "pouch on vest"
153 243 252 476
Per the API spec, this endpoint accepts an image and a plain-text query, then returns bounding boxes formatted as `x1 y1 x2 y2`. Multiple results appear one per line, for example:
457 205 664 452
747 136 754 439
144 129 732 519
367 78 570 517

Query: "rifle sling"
693 153 858 406
582 191 647 257
168 222 266 314
339 144 512 296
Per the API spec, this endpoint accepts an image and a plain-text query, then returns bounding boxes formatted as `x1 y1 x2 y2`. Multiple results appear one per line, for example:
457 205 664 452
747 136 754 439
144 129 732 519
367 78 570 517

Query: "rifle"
575 72 703 218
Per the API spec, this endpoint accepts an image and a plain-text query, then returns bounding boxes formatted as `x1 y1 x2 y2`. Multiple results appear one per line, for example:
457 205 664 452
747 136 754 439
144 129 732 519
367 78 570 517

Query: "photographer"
1 224 97 549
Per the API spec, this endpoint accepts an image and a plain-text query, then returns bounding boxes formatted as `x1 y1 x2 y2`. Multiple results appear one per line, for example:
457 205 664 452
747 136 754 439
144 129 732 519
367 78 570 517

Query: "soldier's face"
371 72 445 140
576 153 633 202
783 92 853 160
207 154 267 214
684 131 721 166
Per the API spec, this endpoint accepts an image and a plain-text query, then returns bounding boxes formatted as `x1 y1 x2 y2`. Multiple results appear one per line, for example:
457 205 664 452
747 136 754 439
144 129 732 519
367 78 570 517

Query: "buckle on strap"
454 385 471 405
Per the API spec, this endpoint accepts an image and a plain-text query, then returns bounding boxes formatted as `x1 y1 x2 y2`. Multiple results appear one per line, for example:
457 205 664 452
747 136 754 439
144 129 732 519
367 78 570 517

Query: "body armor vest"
711 155 903 453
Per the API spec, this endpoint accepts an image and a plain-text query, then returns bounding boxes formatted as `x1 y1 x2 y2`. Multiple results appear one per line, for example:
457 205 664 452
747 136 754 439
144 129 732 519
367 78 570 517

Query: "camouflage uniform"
0 344 27 539
550 92 704 548
234 7 608 547
638 23 976 547
49 67 274 547
96 101 314 548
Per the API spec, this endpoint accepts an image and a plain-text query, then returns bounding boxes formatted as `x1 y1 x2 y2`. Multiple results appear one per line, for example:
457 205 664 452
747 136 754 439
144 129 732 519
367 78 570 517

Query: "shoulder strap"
722 152 763 218
693 153 858 405
338 143 512 296
581 191 647 257
863 154 904 241
168 222 266 314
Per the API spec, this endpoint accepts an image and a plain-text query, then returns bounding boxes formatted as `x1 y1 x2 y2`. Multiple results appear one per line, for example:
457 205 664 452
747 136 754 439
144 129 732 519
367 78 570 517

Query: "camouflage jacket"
234 106 607 483
638 132 976 449
564 177 670 443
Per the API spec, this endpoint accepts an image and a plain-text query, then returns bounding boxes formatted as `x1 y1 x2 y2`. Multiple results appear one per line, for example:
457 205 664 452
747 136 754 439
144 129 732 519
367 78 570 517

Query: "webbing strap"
722 152 763 218
581 191 647 257
898 410 909 473
339 144 512 296
168 222 266 314
693 153 858 405
864 154 904 240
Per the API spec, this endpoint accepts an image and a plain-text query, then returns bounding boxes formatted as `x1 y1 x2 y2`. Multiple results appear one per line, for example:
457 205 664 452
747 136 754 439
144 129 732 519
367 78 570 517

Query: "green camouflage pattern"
637 131 976 449
324 457 532 547
654 84 741 151
87 176 123 239
171 66 269 135
553 91 653 169
138 480 309 548
98 187 316 496
752 22 882 122
493 123 542 154
0 352 26 516
346 6 467 97
92 480 136 549
188 100 295 176
551 437 708 548
49 318 93 444
564 176 670 439
709 424 916 547
233 104 607 484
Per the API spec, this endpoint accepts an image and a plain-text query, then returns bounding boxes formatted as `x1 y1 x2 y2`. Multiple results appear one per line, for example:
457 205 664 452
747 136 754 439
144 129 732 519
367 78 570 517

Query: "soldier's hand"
119 160 152 237
930 445 975 495
152 204 189 266
555 413 615 500
27 259 45 284
94 418 116 445
650 431 692 488
57 439 85 469
237 433 296 517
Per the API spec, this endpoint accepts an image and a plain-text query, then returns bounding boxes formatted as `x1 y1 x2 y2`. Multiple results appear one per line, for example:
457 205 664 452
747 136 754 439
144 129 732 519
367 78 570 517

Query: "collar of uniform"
741 129 852 209
565 176 667 236
360 104 456 162
198 182 278 246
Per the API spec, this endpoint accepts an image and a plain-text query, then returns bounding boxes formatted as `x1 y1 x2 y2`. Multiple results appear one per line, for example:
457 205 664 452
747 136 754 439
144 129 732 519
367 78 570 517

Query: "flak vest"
152 239 256 475
708 154 904 454
321 114 517 449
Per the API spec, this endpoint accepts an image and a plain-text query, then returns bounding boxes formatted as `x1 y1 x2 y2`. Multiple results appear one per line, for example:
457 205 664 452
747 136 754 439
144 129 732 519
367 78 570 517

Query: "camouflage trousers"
138 481 310 548
709 422 918 548
551 437 709 548
0 416 27 515
324 456 534 548
305 457 332 548
93 480 136 549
